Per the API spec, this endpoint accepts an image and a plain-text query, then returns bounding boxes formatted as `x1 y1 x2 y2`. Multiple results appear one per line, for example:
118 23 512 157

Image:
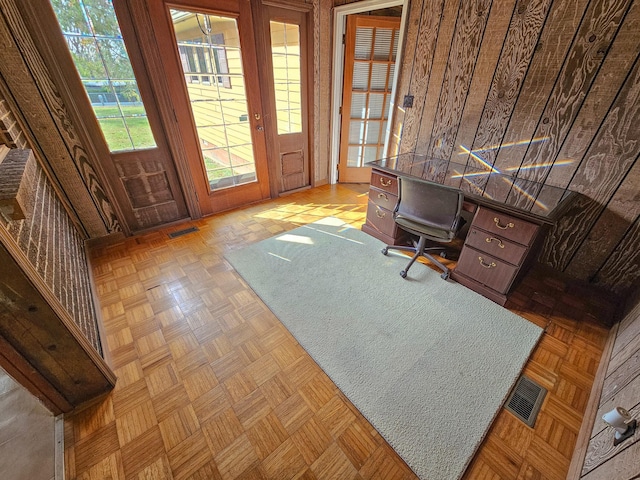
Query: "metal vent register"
504 376 547 427
168 226 199 238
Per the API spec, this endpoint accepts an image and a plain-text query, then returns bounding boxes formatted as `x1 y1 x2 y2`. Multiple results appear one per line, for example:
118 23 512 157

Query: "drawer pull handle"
379 178 392 187
485 237 505 248
375 208 386 219
494 217 514 230
377 192 389 201
478 257 496 269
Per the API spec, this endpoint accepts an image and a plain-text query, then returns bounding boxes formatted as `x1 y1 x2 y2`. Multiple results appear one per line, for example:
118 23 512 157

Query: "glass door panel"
170 10 256 190
270 21 302 135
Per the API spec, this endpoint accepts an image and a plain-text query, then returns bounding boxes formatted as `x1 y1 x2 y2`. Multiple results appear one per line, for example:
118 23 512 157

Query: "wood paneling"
397 0 442 158
570 290 640 479
517 0 633 182
422 0 492 162
390 0 640 297
0 242 115 412
449 0 517 168
0 0 118 237
462 0 552 179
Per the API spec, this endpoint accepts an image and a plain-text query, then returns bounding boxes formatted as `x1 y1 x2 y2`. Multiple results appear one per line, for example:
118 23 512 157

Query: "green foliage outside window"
51 0 156 152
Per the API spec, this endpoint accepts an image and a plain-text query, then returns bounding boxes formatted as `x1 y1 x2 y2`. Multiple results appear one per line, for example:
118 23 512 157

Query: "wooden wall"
0 100 102 353
389 0 640 297
0 100 116 412
573 290 640 479
0 0 121 238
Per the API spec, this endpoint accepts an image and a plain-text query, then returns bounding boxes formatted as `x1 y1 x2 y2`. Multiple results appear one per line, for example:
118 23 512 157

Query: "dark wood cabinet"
453 207 541 305
361 171 405 246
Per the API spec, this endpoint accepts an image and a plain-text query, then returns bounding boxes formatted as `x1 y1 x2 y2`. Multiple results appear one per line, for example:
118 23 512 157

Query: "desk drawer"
365 200 397 237
473 207 538 246
465 227 528 266
456 246 518 294
369 186 398 211
371 171 398 195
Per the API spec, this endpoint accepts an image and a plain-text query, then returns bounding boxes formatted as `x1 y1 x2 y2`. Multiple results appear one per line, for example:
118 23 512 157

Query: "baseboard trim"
55 415 64 480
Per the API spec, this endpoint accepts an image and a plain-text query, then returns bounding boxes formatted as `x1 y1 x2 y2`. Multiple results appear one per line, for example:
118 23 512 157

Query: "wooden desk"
362 154 576 306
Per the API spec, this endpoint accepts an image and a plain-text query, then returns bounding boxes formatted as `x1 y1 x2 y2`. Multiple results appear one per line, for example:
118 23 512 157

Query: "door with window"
149 0 270 215
339 15 401 183
262 6 310 194
47 0 189 233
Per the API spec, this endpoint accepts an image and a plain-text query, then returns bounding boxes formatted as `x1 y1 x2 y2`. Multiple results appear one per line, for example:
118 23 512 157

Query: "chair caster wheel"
400 270 407 278
381 247 388 255
440 271 450 280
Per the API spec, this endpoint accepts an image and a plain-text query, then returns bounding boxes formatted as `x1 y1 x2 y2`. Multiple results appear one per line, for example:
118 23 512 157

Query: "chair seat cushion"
395 215 454 242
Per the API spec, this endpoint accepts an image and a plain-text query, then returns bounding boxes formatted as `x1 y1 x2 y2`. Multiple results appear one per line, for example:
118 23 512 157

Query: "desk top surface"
368 153 576 224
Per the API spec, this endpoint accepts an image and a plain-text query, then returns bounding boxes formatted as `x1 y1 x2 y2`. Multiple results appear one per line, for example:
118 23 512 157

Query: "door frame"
149 0 272 216
330 0 408 184
252 0 314 197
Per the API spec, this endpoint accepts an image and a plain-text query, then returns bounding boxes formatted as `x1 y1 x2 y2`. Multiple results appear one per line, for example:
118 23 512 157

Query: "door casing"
338 14 401 184
330 0 408 184
149 0 272 216
252 0 313 197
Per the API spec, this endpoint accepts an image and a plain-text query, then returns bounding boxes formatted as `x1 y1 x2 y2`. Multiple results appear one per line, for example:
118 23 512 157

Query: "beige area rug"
225 217 542 479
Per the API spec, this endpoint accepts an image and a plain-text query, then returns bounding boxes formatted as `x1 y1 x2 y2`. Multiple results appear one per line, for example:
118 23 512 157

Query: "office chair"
381 176 465 280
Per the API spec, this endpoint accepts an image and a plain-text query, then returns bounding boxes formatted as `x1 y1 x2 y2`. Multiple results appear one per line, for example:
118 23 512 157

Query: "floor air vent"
505 375 546 427
168 226 199 239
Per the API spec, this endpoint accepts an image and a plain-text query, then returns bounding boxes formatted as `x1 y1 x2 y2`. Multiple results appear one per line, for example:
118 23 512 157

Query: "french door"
339 15 401 183
262 6 310 194
150 0 271 215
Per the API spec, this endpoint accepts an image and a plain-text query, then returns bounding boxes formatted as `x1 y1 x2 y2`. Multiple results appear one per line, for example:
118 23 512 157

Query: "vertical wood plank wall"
0 0 120 238
575 291 640 479
387 0 640 297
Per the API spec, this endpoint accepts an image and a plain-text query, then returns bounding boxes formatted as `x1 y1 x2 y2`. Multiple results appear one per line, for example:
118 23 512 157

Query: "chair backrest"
394 176 465 238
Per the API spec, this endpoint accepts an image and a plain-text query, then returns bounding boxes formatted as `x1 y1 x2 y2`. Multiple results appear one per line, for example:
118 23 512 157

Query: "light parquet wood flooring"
65 184 617 480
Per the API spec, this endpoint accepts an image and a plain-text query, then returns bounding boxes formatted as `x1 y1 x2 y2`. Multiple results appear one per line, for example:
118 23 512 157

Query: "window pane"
95 39 135 80
52 0 91 35
347 146 362 167
269 21 302 135
373 28 393 60
171 10 257 190
370 63 389 91
365 121 381 144
352 62 370 90
368 93 385 119
51 0 156 152
126 117 155 149
349 121 364 144
354 27 373 60
351 93 367 119
82 0 121 36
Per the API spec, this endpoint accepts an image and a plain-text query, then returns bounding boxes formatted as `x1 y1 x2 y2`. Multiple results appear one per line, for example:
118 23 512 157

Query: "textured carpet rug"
225 217 542 479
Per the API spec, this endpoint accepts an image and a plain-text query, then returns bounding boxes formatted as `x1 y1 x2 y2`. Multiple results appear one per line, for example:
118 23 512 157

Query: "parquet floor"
64 184 617 480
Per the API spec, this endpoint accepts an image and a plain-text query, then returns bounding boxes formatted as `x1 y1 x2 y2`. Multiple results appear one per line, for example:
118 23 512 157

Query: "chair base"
381 236 451 280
